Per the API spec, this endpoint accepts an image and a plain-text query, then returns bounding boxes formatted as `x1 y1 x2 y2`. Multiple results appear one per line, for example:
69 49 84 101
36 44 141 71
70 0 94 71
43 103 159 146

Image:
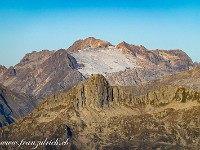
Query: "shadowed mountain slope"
0 84 38 127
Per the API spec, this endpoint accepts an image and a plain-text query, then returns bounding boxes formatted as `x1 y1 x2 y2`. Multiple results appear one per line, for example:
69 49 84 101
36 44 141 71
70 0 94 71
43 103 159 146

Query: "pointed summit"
87 74 108 85
116 41 147 55
19 50 54 65
0 65 6 74
67 37 113 52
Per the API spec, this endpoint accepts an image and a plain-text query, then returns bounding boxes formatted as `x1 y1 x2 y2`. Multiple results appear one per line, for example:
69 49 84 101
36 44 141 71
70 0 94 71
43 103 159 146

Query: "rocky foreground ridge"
1 71 200 150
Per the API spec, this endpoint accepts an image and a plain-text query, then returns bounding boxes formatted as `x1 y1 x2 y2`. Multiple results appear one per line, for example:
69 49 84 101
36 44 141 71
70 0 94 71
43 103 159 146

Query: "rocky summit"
0 65 6 74
67 37 112 53
0 71 199 150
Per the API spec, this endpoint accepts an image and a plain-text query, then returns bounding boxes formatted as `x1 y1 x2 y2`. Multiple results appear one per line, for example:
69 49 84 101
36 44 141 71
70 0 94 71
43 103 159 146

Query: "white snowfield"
71 46 140 76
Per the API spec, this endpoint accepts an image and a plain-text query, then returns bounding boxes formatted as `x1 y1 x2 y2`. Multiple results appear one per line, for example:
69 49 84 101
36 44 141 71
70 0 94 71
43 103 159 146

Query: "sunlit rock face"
67 37 112 53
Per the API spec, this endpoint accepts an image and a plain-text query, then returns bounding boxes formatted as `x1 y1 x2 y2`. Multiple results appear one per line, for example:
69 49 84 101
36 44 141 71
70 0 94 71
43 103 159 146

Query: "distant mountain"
1 73 199 149
69 37 194 86
0 50 83 99
0 84 38 127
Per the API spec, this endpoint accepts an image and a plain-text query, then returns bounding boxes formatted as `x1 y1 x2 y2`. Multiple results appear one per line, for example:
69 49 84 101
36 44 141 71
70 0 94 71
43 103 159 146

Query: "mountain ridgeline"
0 37 193 99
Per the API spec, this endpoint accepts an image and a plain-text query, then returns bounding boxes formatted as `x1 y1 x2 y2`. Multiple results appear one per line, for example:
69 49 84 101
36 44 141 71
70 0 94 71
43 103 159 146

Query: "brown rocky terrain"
0 84 38 127
1 73 199 150
0 50 83 99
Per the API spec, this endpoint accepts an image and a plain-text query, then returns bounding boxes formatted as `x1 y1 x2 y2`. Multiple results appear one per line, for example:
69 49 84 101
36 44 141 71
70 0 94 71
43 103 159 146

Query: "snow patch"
71 47 140 76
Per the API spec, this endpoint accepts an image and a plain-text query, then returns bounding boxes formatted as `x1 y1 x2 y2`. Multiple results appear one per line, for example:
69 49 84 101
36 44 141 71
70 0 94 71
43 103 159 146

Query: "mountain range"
0 37 193 99
0 37 199 150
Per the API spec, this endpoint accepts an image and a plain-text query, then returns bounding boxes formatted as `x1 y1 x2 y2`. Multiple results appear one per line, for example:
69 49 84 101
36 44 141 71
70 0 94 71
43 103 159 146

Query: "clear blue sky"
0 0 200 67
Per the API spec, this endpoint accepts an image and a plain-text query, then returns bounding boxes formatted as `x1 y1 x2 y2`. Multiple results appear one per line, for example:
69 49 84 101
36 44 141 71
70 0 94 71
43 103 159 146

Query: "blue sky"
0 0 200 67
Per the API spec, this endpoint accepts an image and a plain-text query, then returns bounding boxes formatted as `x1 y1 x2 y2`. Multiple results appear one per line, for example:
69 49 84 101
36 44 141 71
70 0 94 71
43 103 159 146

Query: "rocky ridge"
0 50 83 99
1 74 199 150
